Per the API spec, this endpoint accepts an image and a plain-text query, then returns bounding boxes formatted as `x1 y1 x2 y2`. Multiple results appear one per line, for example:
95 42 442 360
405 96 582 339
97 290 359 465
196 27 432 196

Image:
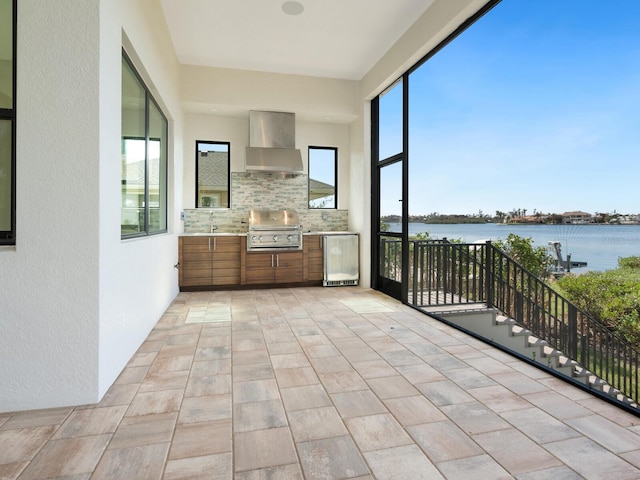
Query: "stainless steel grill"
247 209 302 250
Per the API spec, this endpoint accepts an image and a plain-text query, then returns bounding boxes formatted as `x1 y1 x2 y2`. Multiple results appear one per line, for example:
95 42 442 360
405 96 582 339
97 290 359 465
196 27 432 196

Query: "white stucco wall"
98 1 183 400
0 0 182 412
0 0 101 411
181 66 359 124
348 109 372 287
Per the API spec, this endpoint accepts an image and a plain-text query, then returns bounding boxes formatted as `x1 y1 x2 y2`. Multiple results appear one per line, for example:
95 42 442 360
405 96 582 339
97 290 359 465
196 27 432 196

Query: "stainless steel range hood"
245 111 303 174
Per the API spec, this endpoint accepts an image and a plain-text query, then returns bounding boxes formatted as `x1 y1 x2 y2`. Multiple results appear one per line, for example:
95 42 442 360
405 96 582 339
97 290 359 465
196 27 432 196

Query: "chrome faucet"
209 211 218 233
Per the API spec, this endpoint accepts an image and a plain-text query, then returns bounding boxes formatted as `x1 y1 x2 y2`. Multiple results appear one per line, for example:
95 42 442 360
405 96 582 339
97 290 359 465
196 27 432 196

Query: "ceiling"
159 0 436 81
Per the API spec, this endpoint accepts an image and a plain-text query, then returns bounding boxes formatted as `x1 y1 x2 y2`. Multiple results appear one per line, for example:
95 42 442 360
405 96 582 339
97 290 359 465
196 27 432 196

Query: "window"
376 80 405 235
378 80 404 162
308 146 337 209
196 141 230 208
121 52 167 237
0 0 16 245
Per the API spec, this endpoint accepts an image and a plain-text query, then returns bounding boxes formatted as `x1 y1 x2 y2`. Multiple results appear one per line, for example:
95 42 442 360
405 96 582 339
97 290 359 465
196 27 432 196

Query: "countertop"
180 231 358 236
303 231 359 236
181 232 243 236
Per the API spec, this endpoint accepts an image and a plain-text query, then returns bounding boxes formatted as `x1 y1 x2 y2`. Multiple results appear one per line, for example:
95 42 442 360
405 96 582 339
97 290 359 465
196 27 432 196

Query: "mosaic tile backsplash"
184 172 349 233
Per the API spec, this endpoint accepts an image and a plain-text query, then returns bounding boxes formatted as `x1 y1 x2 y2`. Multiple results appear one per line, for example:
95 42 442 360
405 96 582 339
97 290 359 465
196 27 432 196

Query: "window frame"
0 0 17 245
370 0 501 295
195 140 231 209
308 145 338 209
121 50 168 239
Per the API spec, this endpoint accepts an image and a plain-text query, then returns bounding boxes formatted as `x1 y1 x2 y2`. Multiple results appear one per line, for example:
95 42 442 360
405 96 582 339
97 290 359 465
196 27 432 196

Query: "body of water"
386 223 640 272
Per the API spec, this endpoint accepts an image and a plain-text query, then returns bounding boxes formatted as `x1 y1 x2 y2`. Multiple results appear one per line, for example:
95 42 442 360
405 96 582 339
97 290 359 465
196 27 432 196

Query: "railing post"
411 240 418 305
568 304 578 359
484 241 493 309
380 238 386 278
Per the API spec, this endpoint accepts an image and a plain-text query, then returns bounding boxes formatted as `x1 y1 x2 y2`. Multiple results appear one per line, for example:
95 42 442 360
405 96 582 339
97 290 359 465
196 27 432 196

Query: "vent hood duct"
245 111 304 174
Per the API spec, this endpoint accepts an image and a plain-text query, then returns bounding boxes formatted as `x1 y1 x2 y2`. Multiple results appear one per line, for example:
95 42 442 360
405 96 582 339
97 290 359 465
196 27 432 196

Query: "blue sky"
380 1 640 217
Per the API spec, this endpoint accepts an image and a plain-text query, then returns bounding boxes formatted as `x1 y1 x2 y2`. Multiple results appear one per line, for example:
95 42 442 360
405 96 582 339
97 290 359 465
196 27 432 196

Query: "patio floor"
2 287 640 479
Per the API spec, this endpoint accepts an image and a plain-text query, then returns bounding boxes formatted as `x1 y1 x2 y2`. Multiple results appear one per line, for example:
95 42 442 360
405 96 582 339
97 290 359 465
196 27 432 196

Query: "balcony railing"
396 238 640 405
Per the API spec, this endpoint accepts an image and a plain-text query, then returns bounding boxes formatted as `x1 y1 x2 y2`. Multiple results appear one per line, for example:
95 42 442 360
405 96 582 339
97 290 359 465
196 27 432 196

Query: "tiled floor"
2 287 640 479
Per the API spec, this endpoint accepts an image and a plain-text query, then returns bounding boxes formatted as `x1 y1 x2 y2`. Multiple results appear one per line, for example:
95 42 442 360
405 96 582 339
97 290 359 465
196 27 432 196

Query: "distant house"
517 215 545 224
197 151 229 207
612 215 640 225
562 211 593 224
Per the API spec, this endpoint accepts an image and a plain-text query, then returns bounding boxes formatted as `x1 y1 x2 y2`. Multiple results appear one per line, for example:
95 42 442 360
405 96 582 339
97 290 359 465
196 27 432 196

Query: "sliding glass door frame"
370 0 501 304
371 79 410 302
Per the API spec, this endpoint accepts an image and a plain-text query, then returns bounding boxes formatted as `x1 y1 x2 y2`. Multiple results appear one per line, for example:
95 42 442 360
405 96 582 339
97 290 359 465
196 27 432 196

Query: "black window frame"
195 140 231 209
370 0 501 296
308 145 338 209
0 0 17 245
121 50 168 239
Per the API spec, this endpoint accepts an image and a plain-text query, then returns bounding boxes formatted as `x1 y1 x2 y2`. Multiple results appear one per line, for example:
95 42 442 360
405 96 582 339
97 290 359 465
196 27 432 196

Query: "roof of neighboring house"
562 211 592 216
309 178 335 200
122 160 160 186
198 151 228 188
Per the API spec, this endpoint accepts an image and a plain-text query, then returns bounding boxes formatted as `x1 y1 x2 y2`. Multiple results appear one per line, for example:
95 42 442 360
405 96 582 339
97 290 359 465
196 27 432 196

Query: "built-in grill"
247 209 302 251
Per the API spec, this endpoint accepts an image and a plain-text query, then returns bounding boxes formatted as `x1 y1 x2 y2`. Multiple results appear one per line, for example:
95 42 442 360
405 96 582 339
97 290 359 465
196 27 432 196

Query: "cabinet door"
180 237 213 286
303 235 323 281
211 236 241 286
245 252 276 284
275 251 303 283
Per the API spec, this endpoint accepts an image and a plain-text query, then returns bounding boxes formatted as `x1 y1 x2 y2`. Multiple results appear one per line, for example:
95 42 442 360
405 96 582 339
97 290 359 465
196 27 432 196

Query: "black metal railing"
404 239 640 404
379 237 403 282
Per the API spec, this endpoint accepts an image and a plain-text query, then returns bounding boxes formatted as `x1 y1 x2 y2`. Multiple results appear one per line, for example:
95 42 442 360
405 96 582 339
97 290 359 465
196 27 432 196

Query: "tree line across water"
381 210 636 224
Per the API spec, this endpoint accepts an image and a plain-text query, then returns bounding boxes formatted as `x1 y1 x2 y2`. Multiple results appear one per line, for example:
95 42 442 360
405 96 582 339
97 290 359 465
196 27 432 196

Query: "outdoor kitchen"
179 111 359 289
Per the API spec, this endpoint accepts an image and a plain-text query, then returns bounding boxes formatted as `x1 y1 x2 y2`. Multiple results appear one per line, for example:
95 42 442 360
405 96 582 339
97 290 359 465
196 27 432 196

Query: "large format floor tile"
1 287 640 479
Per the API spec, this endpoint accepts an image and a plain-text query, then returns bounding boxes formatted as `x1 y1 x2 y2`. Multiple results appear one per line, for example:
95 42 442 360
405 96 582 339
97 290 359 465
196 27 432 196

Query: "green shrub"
557 263 640 345
618 256 640 269
494 233 554 278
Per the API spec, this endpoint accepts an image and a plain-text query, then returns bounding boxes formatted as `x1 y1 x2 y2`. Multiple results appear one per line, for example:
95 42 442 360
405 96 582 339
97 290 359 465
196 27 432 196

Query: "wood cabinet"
303 235 324 282
179 236 241 288
243 250 303 285
180 234 324 290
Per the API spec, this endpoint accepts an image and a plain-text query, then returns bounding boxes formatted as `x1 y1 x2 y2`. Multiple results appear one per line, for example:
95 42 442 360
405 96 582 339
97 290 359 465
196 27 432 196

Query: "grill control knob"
273 235 279 242
287 235 293 241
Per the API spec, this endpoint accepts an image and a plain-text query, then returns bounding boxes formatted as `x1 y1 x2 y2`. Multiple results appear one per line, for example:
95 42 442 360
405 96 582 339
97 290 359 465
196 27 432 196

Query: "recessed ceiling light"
282 1 304 16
